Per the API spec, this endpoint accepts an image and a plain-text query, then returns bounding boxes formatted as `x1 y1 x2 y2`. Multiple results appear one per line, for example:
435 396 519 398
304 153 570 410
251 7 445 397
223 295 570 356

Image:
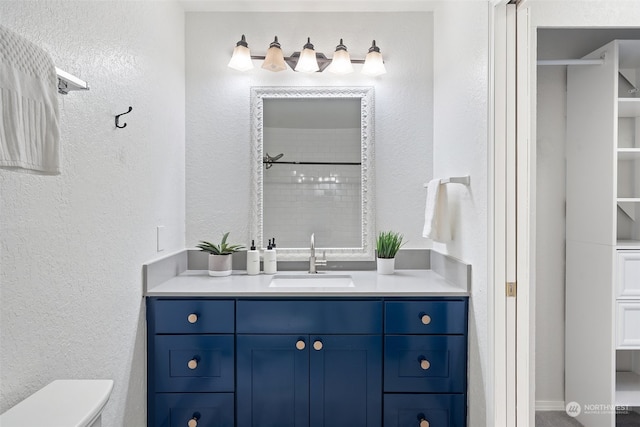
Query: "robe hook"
115 106 133 129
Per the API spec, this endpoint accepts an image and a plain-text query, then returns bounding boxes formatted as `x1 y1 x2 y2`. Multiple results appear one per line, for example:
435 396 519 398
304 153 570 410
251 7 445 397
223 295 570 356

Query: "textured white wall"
430 3 489 426
530 1 640 407
184 11 434 249
185 5 489 427
0 1 185 426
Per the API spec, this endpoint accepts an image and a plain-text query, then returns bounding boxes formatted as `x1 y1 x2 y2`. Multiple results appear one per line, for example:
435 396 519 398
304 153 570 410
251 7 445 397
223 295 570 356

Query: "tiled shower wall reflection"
263 127 361 248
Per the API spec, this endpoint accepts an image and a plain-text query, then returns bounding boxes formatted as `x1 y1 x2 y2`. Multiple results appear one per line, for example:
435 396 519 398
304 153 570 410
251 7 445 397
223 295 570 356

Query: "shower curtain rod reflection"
262 153 360 169
263 160 361 168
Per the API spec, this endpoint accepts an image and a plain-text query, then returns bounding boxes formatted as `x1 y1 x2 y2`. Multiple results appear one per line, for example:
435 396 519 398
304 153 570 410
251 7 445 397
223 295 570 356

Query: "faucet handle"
317 251 328 266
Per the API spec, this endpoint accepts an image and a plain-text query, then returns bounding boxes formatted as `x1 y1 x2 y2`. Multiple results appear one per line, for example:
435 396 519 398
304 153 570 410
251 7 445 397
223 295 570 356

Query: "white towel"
422 178 451 242
0 25 60 175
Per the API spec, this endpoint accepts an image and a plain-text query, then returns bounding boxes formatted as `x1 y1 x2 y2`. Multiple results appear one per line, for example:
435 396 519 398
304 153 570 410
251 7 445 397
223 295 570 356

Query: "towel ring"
115 106 133 129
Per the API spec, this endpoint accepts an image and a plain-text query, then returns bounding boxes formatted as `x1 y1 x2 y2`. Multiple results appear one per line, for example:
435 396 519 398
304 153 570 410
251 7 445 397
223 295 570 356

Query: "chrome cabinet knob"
296 340 306 350
187 313 198 324
313 340 323 351
420 314 432 325
419 418 429 427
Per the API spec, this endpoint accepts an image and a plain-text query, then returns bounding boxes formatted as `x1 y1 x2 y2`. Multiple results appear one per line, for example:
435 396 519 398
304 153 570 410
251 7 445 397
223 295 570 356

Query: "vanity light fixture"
262 36 287 72
228 35 386 74
294 37 320 73
361 40 387 76
228 35 254 71
327 39 354 75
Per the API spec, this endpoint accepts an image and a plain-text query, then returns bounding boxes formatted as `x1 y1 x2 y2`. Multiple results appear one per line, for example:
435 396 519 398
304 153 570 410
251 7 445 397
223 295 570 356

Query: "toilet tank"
0 379 114 427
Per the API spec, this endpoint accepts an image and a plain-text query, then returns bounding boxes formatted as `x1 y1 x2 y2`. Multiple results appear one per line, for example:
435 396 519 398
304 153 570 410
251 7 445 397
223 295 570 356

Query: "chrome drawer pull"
187 313 198 324
420 313 432 325
313 340 323 351
296 340 306 350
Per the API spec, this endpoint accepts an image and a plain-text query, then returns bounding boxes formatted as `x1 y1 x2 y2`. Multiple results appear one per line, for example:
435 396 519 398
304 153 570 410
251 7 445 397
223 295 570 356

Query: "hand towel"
422 178 451 242
0 25 60 174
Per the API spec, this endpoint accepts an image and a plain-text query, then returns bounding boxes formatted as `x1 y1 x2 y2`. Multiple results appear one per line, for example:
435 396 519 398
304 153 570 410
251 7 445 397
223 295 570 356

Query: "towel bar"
56 67 89 95
423 176 470 188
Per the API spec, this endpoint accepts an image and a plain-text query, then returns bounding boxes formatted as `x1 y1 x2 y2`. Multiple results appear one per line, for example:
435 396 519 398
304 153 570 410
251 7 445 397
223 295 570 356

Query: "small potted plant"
376 231 404 275
197 232 245 277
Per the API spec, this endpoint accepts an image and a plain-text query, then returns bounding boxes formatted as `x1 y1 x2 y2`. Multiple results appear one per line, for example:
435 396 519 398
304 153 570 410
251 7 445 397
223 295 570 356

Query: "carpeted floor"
535 411 640 427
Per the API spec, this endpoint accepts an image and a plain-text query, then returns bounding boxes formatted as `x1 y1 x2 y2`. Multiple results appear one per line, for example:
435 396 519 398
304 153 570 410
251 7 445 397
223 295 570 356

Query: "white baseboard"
535 400 566 411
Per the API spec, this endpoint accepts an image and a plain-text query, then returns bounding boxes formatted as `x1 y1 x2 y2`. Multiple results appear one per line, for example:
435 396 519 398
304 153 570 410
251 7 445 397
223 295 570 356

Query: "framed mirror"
250 87 375 260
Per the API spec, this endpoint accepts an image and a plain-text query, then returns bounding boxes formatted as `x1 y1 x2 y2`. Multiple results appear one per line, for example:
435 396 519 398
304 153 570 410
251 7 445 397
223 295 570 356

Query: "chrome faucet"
309 233 327 273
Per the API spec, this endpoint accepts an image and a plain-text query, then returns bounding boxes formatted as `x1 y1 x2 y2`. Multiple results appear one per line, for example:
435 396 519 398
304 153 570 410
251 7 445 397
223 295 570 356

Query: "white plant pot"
208 254 232 277
377 257 396 275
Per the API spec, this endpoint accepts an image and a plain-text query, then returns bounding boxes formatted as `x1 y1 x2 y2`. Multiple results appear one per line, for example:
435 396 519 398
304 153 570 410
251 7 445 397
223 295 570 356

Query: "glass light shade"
262 38 287 72
295 38 319 73
228 36 254 72
361 50 386 76
328 48 353 74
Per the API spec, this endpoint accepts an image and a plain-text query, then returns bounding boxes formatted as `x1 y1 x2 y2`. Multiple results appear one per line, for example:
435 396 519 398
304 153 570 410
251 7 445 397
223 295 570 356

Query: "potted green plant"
197 232 245 277
376 231 404 275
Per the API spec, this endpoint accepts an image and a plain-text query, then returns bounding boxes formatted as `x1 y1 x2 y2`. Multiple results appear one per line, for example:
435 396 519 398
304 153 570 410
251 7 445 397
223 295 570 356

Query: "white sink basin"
269 274 355 288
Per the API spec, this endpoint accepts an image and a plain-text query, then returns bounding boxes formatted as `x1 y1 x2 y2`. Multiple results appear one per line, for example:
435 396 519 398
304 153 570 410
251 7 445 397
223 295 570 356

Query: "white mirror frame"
250 86 375 261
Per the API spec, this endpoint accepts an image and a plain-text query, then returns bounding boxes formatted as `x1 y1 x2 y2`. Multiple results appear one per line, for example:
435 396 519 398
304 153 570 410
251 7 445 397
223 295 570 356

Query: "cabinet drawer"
237 300 382 334
617 301 640 349
385 300 467 334
384 335 466 393
383 394 465 427
617 251 640 298
154 393 234 427
150 299 234 334
155 335 234 392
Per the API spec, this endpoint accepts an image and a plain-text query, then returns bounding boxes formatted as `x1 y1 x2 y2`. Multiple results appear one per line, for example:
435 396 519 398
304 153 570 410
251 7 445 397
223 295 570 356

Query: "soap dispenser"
246 240 260 275
264 239 277 275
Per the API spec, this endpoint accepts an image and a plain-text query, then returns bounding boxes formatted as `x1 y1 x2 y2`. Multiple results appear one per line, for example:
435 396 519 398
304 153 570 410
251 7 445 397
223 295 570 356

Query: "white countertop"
146 269 468 297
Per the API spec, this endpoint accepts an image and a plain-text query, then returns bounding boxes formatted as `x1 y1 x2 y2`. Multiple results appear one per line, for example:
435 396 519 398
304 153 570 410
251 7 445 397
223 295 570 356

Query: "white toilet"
0 379 113 427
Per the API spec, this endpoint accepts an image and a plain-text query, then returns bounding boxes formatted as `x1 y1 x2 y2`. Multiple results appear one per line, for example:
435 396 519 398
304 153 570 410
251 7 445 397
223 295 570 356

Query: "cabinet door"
309 335 382 427
237 335 309 427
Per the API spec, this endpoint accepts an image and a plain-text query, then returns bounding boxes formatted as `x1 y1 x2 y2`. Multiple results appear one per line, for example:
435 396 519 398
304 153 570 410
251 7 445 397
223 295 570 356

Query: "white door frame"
490 1 533 426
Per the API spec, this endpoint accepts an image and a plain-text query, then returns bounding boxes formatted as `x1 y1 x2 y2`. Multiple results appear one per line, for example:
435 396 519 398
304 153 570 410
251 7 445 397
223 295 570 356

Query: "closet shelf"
616 371 640 407
617 198 640 203
618 98 640 117
618 148 640 161
617 240 640 250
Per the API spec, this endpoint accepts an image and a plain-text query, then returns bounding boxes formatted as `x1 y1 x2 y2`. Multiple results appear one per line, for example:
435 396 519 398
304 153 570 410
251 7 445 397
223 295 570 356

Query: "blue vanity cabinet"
383 299 468 427
147 296 468 427
147 298 236 427
236 300 383 427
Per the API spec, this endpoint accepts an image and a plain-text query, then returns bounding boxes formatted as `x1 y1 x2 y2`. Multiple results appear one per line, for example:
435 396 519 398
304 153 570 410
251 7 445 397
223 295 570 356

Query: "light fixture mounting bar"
251 53 365 72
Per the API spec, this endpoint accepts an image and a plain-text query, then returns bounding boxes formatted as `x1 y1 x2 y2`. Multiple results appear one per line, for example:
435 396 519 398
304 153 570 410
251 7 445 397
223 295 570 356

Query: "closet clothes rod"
56 67 89 95
537 59 604 66
423 176 471 187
